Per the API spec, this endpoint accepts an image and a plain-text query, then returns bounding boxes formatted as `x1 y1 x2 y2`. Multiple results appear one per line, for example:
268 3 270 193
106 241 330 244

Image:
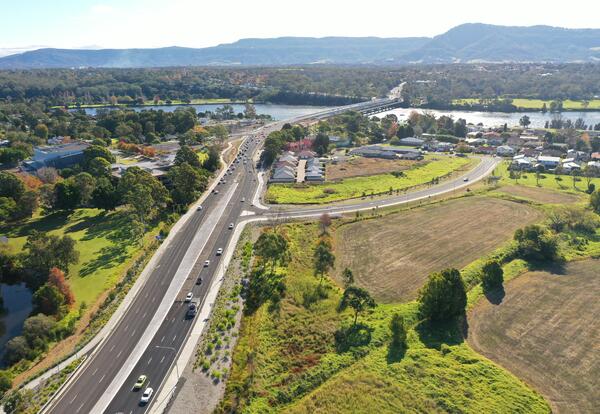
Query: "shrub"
389 313 407 350
0 370 12 396
513 225 561 262
480 260 504 291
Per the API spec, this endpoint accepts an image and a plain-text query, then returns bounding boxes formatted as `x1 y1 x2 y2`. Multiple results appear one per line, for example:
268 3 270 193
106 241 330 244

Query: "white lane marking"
172 335 177 342
76 403 85 413
99 374 106 383
147 357 152 365
109 344 115 352
69 394 78 404
160 355 165 363
131 328 136 337
117 350 122 358
142 312 147 318
124 324 129 331
92 368 98 375
145 292 148 298
161 336 165 343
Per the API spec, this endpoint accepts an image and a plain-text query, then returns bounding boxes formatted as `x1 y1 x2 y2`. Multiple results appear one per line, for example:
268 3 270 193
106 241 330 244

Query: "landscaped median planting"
266 156 473 204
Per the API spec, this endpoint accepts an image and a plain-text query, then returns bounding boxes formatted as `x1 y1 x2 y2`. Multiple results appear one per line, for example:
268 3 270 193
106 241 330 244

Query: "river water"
78 103 329 120
376 107 600 128
0 283 32 364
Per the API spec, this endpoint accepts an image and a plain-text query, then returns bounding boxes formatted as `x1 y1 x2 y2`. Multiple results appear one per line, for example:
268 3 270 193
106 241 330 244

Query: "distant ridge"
0 24 599 69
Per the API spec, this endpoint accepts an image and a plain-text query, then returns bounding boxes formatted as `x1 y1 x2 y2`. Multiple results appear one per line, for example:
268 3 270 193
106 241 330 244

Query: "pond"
376 107 600 129
0 283 33 364
77 103 329 120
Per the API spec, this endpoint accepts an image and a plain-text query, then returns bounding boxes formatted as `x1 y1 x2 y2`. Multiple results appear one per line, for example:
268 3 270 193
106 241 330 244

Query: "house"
474 146 496 155
286 138 313 152
306 157 324 171
400 152 424 160
369 145 422 156
591 152 600 161
561 161 581 173
274 160 297 169
278 154 298 165
398 137 424 147
269 165 296 183
466 138 487 146
536 155 561 169
348 147 397 159
511 156 534 171
23 141 90 171
298 150 317 159
305 165 324 181
496 145 516 157
566 150 590 162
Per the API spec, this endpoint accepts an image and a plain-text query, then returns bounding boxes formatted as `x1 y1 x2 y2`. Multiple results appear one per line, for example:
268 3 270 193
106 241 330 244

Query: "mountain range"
1 23 599 69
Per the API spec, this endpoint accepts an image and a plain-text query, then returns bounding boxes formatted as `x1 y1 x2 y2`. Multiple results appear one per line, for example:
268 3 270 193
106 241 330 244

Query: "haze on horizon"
2 0 600 56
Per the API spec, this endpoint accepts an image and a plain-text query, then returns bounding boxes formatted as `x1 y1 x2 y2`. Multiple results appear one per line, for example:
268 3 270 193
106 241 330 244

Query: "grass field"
467 259 600 414
0 208 150 307
497 163 600 194
334 196 543 303
326 157 425 181
222 221 550 413
452 98 600 110
266 156 472 204
496 185 582 204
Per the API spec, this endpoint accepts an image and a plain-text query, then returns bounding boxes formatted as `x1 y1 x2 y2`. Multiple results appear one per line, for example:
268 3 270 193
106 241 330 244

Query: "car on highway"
228 223 234 230
140 387 153 404
186 303 198 318
185 292 193 302
204 260 210 267
196 277 203 285
197 205 203 211
241 197 245 202
216 248 223 255
463 177 469 181
132 375 147 390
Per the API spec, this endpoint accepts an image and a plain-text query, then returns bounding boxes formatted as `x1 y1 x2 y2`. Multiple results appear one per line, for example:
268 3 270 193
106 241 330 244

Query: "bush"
480 260 504 291
418 268 467 322
513 225 561 262
0 370 12 396
389 313 407 350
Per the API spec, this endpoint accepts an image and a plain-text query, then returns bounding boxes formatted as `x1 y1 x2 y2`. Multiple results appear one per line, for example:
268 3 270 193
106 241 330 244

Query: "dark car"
196 277 203 285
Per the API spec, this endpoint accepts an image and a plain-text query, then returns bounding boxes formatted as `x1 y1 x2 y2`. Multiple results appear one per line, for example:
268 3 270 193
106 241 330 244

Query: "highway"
43 100 498 414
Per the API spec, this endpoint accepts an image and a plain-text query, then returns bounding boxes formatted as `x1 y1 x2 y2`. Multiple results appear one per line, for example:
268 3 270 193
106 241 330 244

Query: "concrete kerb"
33 141 238 412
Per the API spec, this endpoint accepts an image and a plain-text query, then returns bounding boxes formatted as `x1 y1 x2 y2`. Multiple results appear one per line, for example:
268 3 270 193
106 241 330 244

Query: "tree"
34 124 49 140
0 172 25 201
118 167 169 223
590 189 600 214
338 286 376 325
87 157 111 176
0 370 11 396
313 133 330 156
91 176 120 210
254 231 290 275
72 173 95 205
33 284 65 315
168 162 207 206
48 267 75 305
243 103 257 118
11 190 38 220
389 313 407 350
203 145 221 172
0 197 16 221
3 336 32 365
83 145 115 166
514 225 560 262
418 268 467 322
519 115 531 128
54 180 79 210
174 145 202 169
313 238 335 285
22 313 56 345
24 231 79 277
535 164 545 186
480 260 504 291
341 267 354 288
319 213 332 234
36 167 60 184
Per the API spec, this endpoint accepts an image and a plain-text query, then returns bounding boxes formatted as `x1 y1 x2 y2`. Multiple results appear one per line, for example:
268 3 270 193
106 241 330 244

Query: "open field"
452 98 600 110
0 208 150 308
497 163 600 193
334 197 543 303
222 222 550 413
326 156 425 181
467 259 600 414
266 156 472 204
496 185 582 204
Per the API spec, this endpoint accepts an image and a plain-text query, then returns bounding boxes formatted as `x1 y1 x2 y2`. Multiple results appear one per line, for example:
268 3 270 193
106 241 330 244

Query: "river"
0 283 33 364
376 107 600 129
78 103 329 120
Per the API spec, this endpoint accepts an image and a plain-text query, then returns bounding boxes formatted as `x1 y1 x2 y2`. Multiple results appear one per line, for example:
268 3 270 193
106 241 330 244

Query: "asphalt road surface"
45 103 498 414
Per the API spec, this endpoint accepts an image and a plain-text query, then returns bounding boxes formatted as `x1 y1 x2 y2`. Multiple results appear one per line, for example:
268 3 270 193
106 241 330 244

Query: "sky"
1 0 599 55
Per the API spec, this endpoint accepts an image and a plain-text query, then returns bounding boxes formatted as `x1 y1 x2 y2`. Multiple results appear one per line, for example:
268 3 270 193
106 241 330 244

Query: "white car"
228 223 234 230
463 177 469 182
204 260 210 267
185 292 193 302
140 387 153 404
216 248 223 256
196 205 203 211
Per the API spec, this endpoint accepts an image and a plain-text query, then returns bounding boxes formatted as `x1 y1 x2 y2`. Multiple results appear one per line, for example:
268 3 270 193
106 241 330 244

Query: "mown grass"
266 156 472 204
452 98 600 110
0 208 154 308
497 163 600 194
221 221 550 413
